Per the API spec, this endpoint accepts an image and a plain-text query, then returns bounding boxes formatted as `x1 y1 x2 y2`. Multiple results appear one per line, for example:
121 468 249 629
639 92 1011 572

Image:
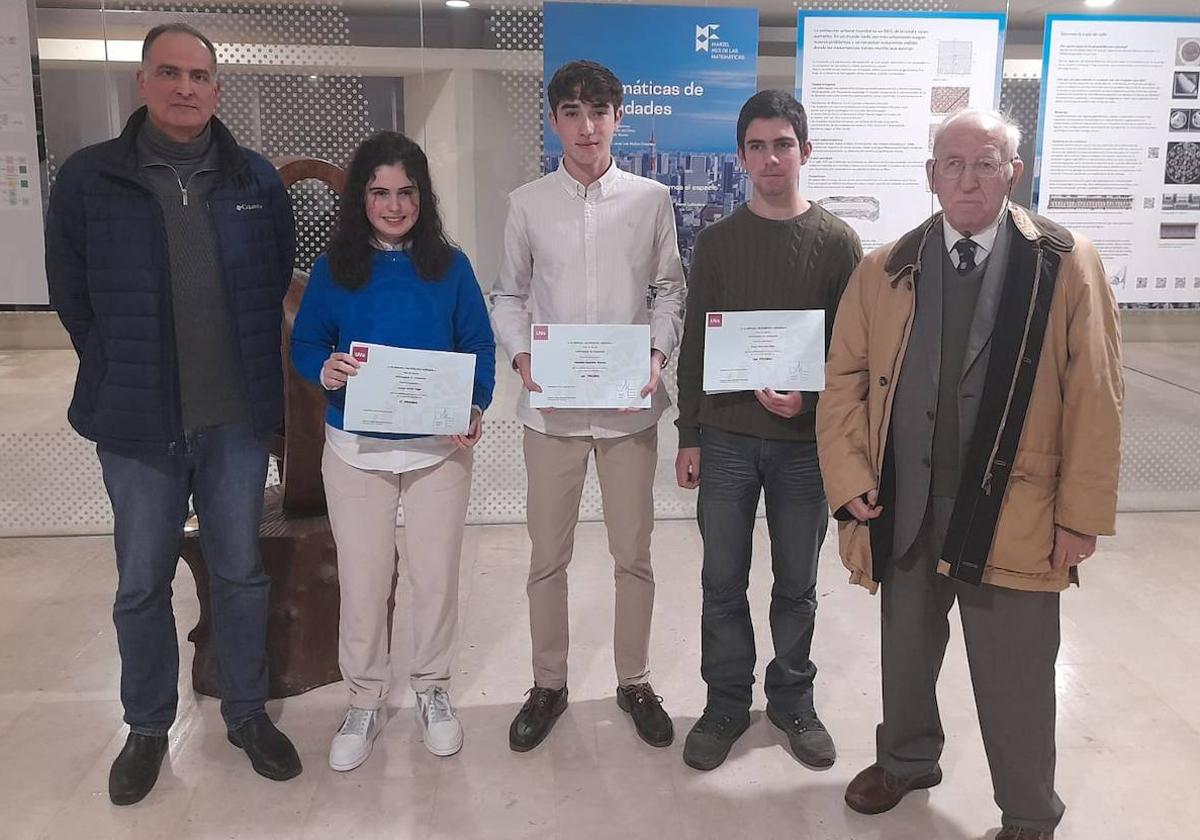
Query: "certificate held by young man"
702 310 826 394
528 323 652 409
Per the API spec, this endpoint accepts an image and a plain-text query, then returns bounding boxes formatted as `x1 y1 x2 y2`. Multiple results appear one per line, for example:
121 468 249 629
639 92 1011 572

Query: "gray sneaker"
766 705 836 768
682 710 751 771
329 706 386 772
416 687 463 757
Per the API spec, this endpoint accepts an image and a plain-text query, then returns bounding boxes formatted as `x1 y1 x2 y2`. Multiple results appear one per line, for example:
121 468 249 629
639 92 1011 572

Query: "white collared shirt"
944 210 1003 269
372 237 407 251
325 423 456 473
490 160 686 439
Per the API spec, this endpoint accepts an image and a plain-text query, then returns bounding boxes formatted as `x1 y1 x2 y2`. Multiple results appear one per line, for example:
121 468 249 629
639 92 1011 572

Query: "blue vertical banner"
542 2 759 266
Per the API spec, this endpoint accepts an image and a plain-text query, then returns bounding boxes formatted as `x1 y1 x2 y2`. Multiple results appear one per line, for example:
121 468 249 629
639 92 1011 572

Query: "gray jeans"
878 495 1065 833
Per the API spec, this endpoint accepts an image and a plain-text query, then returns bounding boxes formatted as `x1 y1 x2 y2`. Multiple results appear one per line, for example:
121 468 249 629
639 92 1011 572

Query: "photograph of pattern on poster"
1036 14 1200 303
794 10 1006 252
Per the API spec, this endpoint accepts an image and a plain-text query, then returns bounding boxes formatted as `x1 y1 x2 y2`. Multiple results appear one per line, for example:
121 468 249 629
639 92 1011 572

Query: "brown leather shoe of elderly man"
844 763 943 814
995 828 1054 840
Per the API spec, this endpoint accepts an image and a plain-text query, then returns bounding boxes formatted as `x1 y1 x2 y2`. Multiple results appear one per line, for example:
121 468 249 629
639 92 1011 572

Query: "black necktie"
953 238 978 272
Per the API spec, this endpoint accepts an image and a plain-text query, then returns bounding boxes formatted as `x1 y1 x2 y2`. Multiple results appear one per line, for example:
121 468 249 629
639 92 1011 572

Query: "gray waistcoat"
932 247 986 496
889 218 1012 560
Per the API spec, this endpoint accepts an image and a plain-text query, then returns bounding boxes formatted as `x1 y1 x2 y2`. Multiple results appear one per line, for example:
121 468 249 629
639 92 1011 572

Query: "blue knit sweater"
290 248 496 439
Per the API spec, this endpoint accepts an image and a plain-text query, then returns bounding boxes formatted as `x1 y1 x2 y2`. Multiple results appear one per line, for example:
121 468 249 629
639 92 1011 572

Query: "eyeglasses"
933 157 1015 181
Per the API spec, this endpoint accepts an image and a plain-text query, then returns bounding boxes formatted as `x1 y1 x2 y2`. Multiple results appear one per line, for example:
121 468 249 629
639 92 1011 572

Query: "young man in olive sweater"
674 90 862 771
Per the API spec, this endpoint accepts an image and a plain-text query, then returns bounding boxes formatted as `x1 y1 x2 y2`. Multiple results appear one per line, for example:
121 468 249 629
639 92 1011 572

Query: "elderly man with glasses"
815 109 1123 840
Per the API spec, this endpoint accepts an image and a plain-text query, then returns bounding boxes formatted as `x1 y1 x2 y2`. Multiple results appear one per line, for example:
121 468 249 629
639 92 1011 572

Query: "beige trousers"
322 445 473 709
523 425 658 690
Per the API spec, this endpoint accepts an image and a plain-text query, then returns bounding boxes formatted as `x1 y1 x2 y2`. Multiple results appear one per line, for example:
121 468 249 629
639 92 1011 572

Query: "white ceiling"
35 0 1200 37
312 0 1200 30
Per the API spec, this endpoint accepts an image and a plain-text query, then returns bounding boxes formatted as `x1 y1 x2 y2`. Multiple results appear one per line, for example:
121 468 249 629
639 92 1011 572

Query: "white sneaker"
329 706 385 771
415 687 463 756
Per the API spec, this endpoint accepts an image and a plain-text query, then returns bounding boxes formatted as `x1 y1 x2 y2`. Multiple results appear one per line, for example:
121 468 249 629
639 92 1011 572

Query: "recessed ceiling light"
1084 0 1117 8
445 0 470 7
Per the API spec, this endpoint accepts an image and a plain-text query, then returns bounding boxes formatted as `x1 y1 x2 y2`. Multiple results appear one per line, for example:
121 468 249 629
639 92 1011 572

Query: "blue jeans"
98 422 270 735
697 426 829 717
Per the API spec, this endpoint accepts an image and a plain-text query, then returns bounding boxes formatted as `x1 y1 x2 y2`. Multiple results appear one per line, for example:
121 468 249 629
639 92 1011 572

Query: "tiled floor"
2 510 1198 839
2 333 1196 837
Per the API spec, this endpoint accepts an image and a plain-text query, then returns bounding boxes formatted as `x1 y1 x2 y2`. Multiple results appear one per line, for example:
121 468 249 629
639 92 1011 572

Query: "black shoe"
108 732 169 805
508 686 568 752
766 705 836 768
617 683 674 747
227 714 303 781
682 709 751 771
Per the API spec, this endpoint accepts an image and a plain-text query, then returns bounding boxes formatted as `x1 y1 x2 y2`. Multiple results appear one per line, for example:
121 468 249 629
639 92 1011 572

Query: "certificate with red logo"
703 310 826 394
342 341 476 435
529 324 651 409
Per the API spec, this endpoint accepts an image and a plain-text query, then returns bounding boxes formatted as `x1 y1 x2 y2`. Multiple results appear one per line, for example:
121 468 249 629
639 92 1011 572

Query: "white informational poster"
1036 15 1200 304
795 11 1006 251
0 0 47 304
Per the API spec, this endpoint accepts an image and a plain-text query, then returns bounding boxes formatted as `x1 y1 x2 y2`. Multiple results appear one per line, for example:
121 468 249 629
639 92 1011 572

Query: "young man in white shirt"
491 60 686 752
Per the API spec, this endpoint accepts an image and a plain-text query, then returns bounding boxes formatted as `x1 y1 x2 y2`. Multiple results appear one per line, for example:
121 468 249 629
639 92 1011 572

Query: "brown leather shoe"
844 763 943 815
995 828 1053 840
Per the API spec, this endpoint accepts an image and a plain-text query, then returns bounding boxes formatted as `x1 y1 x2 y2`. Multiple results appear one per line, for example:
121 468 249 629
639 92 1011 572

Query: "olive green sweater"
675 202 862 447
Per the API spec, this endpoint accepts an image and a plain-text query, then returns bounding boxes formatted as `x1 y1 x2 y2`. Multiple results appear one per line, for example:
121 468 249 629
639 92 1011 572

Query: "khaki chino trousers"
322 445 473 709
523 425 658 690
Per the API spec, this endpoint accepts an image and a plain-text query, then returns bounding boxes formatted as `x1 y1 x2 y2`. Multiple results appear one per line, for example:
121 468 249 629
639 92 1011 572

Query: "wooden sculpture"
182 157 394 699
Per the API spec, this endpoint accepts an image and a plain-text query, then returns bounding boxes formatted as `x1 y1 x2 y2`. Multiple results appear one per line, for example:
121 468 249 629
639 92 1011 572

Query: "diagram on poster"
938 41 974 76
0 152 34 209
0 110 28 132
0 2 47 303
1036 15 1200 303
794 11 1005 251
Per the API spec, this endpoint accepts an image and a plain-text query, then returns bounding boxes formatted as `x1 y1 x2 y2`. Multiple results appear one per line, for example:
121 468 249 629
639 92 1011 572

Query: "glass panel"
25 0 1200 515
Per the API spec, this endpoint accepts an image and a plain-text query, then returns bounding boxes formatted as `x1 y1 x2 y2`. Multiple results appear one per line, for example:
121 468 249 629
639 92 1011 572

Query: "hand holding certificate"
703 310 826 394
342 342 476 435
529 324 652 409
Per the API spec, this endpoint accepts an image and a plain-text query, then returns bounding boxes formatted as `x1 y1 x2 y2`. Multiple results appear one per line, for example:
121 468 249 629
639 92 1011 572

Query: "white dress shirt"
324 424 456 473
490 161 686 439
944 210 1003 269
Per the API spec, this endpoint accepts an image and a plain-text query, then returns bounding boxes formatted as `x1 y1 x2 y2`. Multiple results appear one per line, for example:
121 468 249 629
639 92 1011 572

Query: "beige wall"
404 67 530 289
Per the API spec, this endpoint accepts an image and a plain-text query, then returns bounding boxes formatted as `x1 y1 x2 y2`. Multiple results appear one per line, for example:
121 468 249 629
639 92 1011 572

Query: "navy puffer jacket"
46 107 296 453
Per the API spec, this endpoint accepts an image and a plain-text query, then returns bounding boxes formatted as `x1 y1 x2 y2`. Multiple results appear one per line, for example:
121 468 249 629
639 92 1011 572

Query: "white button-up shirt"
944 210 1002 269
490 161 686 439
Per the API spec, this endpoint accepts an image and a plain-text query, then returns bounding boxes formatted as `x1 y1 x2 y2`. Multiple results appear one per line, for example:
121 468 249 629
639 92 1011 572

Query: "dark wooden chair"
181 158 396 698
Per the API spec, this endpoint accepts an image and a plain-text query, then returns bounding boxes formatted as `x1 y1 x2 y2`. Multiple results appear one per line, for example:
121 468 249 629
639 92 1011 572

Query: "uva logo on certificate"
342 341 476 436
702 310 826 394
529 323 652 409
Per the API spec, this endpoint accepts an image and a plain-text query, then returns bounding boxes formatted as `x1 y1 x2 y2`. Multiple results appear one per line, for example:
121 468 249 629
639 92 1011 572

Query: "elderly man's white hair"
931 109 1022 160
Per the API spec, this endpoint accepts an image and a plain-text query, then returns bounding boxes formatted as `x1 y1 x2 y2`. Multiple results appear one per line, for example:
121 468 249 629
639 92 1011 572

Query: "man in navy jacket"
45 23 302 805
